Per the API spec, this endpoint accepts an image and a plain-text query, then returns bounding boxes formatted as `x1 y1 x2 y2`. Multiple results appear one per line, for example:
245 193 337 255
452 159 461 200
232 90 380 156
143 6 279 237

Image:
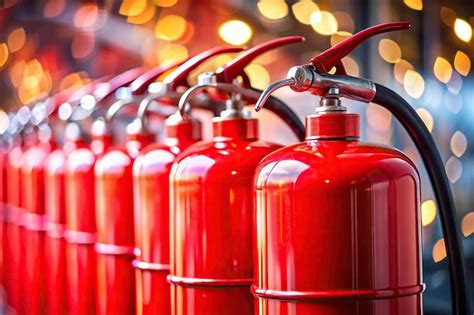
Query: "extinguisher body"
252 113 423 315
169 118 280 315
44 140 84 315
4 142 27 314
94 133 153 315
133 118 201 315
65 133 111 315
21 139 55 315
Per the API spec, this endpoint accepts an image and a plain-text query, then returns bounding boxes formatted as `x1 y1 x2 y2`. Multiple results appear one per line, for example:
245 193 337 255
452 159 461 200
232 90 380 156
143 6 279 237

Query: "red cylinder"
169 117 281 315
94 132 153 315
252 112 423 314
44 138 85 315
21 137 55 315
0 146 7 289
65 132 111 315
133 117 201 315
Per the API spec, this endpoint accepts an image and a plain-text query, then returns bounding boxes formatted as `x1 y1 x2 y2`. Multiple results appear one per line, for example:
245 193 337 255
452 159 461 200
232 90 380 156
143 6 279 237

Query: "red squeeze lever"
215 36 304 84
311 21 411 74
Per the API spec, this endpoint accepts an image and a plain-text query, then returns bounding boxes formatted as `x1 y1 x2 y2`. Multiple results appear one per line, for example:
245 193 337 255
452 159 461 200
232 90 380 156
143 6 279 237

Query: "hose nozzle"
254 78 295 112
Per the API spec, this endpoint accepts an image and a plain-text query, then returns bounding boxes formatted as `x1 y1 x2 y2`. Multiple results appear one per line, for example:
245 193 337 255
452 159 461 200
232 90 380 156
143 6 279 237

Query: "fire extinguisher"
62 68 156 315
132 45 242 315
168 37 305 315
252 22 470 315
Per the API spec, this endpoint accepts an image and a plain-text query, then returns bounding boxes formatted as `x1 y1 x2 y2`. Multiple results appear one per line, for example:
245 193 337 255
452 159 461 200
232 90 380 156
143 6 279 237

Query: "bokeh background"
0 0 473 313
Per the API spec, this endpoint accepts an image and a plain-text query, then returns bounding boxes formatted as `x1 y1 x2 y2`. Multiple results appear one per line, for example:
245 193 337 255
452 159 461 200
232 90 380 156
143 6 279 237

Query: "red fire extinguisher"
132 45 242 315
253 22 469 315
168 37 304 315
62 68 155 315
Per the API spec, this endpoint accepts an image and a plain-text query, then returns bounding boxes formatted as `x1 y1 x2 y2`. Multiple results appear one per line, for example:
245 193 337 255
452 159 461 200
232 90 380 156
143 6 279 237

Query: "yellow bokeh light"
403 0 423 11
440 7 456 26
403 70 425 99
433 57 452 83
454 18 472 42
155 15 187 41
153 0 177 7
454 51 471 76
342 56 359 77
445 156 462 183
219 20 253 46
421 199 436 226
378 38 402 63
461 212 474 237
394 59 414 84
416 108 433 132
119 0 147 16
450 131 467 158
127 3 156 24
330 31 352 46
59 72 88 91
0 43 9 68
257 0 289 20
432 239 446 263
245 63 270 91
310 11 338 36
158 43 188 66
74 4 99 28
291 1 319 25
8 28 26 53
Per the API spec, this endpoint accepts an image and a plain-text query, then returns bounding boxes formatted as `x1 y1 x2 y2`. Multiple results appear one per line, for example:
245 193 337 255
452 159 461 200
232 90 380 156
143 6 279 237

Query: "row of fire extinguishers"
0 22 470 315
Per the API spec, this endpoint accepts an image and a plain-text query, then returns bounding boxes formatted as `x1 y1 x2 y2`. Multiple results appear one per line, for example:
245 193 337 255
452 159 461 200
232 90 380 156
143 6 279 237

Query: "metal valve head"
255 22 411 112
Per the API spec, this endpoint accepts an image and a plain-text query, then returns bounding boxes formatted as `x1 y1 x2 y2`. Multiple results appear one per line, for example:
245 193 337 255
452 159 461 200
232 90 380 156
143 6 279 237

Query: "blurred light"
71 33 95 59
0 111 10 134
10 60 26 87
333 12 354 33
119 0 147 17
454 18 472 42
330 31 352 46
291 1 319 25
219 20 253 45
447 72 462 94
0 43 9 68
403 0 422 11
378 39 402 63
58 103 73 121
366 103 392 132
445 156 462 183
44 0 66 17
421 199 436 226
153 0 177 7
245 63 270 90
257 0 289 20
461 212 474 237
310 11 338 35
453 51 471 76
40 71 53 94
394 59 414 84
16 106 31 125
432 239 446 263
155 15 187 41
440 7 456 26
416 108 433 132
59 72 88 91
80 94 96 110
403 70 425 99
342 56 359 77
433 57 452 83
7 28 26 53
158 43 188 66
445 91 463 113
450 131 467 158
74 4 99 28
127 3 155 24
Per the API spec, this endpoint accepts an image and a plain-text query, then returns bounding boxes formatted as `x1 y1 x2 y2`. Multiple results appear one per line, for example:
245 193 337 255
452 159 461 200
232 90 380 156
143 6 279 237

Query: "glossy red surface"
169 117 280 315
44 140 84 315
133 118 201 315
20 139 54 315
65 134 111 315
94 133 153 315
253 113 423 314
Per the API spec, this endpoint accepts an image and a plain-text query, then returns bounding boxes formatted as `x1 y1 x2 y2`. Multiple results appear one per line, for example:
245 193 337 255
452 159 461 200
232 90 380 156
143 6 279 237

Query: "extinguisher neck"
212 117 259 140
165 114 202 142
305 112 360 141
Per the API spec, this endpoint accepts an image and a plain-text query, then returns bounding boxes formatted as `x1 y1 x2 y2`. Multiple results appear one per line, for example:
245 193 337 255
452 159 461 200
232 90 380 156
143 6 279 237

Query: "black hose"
373 83 470 315
250 88 305 141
